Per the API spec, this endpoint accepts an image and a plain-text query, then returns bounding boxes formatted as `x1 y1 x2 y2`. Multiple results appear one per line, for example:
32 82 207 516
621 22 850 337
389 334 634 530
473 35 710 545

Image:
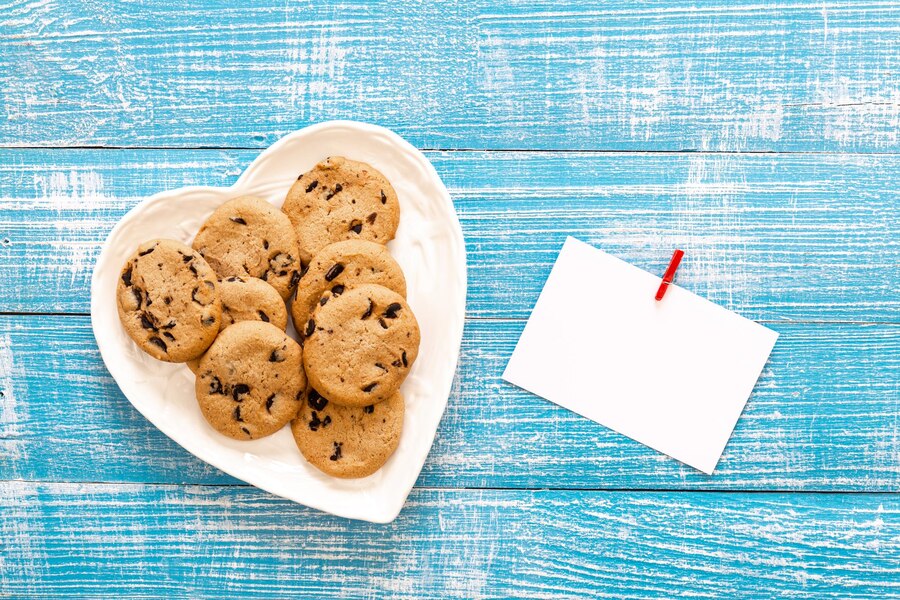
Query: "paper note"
503 237 778 474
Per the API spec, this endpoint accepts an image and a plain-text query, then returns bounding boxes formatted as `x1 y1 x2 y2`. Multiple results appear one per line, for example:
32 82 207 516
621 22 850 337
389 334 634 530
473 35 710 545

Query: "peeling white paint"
27 169 110 284
0 333 24 438
0 332 27 479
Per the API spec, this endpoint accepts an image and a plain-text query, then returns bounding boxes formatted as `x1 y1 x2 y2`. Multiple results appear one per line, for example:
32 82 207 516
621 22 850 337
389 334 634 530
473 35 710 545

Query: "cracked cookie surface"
302 284 419 407
192 196 301 299
281 157 400 264
291 387 404 478
195 321 305 440
116 239 222 362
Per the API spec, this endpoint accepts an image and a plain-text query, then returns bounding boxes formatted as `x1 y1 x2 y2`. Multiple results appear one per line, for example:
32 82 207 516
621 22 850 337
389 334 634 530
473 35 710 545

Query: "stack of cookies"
115 157 420 478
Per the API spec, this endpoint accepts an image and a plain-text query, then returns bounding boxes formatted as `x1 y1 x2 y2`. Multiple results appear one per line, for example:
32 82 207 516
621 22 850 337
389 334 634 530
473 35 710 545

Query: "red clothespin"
655 249 684 301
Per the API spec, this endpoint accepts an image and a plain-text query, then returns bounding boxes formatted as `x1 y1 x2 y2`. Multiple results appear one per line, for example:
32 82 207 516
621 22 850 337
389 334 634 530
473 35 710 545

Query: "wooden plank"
3 1 900 151
1 149 898 321
2 315 897 491
0 482 897 598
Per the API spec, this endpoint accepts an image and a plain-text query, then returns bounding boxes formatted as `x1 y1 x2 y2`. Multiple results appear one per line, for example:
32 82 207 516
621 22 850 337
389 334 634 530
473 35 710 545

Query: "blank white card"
503 237 778 474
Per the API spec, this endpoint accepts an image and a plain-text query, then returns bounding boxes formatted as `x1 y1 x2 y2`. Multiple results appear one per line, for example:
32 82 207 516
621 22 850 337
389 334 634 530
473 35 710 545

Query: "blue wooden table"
2 1 899 597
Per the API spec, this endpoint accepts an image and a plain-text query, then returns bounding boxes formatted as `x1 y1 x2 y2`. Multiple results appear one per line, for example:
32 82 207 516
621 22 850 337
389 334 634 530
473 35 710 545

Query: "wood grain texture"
3 1 900 151
1 482 897 598
1 149 898 321
2 316 897 491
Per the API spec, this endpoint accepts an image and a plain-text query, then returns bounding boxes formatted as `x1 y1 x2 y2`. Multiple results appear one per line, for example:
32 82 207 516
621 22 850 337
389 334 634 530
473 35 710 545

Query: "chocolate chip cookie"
217 275 288 330
195 321 305 440
291 240 406 334
186 276 288 373
192 196 301 299
291 387 404 478
281 157 400 264
116 239 222 362
303 284 419 407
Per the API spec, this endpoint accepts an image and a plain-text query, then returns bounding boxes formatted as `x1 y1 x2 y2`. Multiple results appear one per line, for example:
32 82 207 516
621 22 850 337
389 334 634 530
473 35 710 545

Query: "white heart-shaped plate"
91 121 467 523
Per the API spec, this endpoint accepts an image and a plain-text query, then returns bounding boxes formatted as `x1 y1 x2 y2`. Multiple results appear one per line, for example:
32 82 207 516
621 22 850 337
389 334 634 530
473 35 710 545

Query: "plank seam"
1 312 898 326
0 479 898 495
4 146 900 156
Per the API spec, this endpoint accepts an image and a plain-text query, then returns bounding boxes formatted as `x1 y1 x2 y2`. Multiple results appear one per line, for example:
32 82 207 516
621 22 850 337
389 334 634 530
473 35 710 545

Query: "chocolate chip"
182 253 193 263
162 332 175 341
349 221 363 234
375 362 387 371
233 406 243 422
209 377 224 395
132 287 143 309
230 217 247 225
361 299 374 320
402 350 408 367
331 284 345 296
325 263 344 281
329 442 343 461
269 349 285 363
164 296 172 305
383 303 402 319
241 427 251 437
148 337 167 352
309 411 323 431
325 183 343 200
258 310 269 322
144 290 152 307
290 270 301 288
189 264 198 276
319 296 328 306
161 320 176 329
362 382 377 393
138 247 155 256
379 318 389 329
300 265 309 279
392 359 402 367
202 315 216 326
265 394 275 412
366 212 377 224
122 266 133 286
269 253 294 276
306 180 318 193
232 384 250 402
308 412 332 431
304 319 316 337
380 190 387 204
191 287 201 303
363 405 374 414
297 172 305 180
307 389 328 411
226 276 242 282
140 314 157 331
263 240 269 250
